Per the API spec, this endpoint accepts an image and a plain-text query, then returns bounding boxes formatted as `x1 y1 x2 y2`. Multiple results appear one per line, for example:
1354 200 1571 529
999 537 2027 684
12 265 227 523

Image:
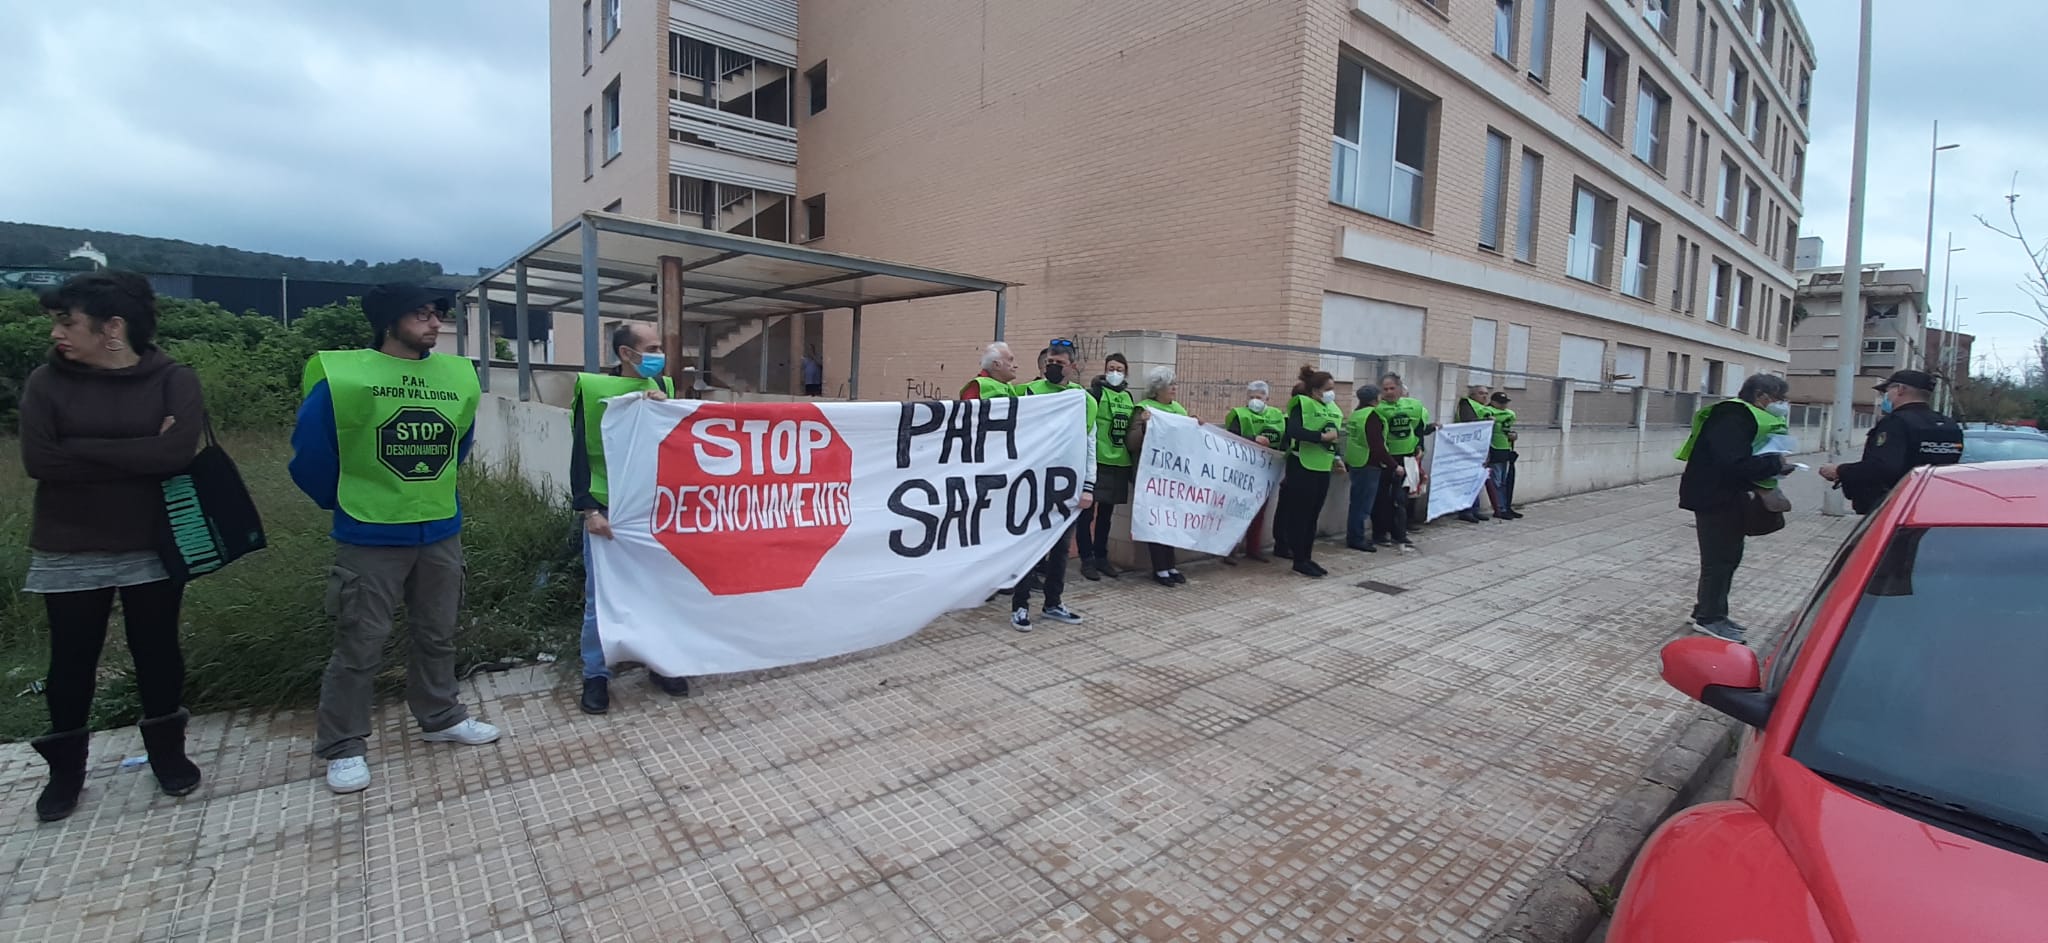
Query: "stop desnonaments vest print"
589 390 1089 677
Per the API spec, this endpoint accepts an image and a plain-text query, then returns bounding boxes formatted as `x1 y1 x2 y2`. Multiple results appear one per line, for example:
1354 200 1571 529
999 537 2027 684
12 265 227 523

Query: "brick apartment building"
553 0 1815 401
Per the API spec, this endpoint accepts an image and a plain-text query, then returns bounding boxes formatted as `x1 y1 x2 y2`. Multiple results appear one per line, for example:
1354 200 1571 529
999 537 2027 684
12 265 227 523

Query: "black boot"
580 677 610 715
30 728 89 822
650 674 690 697
138 708 202 797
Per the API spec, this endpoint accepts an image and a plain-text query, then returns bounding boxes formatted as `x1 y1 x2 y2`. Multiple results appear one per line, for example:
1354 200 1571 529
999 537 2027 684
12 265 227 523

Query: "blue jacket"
289 379 474 547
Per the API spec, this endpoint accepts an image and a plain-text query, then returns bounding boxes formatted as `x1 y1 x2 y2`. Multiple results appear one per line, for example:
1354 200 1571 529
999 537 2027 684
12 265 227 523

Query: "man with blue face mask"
1675 373 1798 643
569 322 686 713
1819 370 1963 514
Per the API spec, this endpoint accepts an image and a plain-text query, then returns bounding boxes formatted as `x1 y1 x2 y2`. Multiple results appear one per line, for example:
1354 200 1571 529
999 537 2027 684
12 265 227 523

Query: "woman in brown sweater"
21 273 207 822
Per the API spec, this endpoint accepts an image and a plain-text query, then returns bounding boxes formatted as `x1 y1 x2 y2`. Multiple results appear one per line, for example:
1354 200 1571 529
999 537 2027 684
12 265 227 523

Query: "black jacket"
1678 401 1787 513
1836 402 1964 513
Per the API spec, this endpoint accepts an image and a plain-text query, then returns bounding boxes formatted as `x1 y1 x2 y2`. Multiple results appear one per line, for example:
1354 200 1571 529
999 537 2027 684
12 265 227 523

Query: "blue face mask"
633 352 666 379
1879 392 1894 415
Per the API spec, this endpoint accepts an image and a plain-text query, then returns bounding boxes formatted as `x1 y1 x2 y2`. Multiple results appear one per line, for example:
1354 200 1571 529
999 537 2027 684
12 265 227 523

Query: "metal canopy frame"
461 212 1012 400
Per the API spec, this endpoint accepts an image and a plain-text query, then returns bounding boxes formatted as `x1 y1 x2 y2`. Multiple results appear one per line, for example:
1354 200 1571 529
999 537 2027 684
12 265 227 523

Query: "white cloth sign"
588 390 1088 676
1129 409 1282 554
1423 420 1494 521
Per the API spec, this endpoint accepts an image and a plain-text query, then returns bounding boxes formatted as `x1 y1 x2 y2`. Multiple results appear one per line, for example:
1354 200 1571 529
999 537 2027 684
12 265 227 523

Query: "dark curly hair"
40 271 160 350
1291 363 1334 398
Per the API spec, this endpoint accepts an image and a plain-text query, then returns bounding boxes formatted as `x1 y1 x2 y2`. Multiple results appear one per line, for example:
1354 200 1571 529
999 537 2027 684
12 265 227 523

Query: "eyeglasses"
405 309 449 323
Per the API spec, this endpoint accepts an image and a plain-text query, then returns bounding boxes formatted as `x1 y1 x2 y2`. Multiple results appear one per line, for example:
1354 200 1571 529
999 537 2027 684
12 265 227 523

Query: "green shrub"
0 431 581 740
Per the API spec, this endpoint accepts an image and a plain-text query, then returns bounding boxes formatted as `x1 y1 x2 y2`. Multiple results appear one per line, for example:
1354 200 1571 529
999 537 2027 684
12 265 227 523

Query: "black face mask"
1044 363 1066 384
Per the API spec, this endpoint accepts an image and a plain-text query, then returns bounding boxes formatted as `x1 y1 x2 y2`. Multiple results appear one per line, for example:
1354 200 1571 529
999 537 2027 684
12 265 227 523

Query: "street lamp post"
1919 122 1960 369
1825 0 1877 517
1934 237 1964 411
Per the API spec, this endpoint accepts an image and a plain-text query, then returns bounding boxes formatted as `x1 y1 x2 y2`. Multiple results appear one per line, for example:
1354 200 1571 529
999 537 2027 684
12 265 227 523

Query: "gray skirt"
22 551 171 595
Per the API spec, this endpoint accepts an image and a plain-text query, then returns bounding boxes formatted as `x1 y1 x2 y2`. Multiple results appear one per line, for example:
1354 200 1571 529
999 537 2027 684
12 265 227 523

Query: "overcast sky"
2 1 2044 373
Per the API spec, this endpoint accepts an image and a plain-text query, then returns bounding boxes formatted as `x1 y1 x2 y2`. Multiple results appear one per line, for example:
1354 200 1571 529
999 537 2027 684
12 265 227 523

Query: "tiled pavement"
0 472 1853 942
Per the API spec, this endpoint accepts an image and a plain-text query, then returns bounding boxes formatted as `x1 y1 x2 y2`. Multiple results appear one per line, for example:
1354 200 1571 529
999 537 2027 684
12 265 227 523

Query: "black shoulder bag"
157 417 268 582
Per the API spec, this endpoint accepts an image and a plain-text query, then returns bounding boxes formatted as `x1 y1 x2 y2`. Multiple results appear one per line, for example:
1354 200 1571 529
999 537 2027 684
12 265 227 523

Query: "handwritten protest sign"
1130 409 1282 555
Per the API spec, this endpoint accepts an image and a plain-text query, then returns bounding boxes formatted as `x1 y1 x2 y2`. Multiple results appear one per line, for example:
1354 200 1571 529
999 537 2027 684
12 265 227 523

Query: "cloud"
0 0 549 275
1794 0 2048 376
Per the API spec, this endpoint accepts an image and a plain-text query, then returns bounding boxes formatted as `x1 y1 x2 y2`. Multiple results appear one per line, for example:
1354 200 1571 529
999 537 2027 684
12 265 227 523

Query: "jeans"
1691 508 1746 625
42 580 186 732
1346 466 1381 546
1013 525 1071 611
580 532 611 681
1497 460 1518 509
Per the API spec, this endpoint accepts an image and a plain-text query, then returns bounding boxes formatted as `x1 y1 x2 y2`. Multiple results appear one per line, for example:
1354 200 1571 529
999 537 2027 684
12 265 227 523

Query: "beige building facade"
552 0 1815 401
1786 264 1927 411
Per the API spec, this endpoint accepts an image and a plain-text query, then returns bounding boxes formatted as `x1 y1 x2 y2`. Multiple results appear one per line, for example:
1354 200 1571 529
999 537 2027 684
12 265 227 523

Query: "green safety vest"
1378 397 1430 456
963 375 1014 398
303 350 481 524
1096 385 1137 466
1342 405 1379 467
1491 407 1516 450
1137 398 1187 417
573 372 676 507
1288 394 1343 472
1017 377 1098 435
1676 399 1790 490
1226 404 1286 445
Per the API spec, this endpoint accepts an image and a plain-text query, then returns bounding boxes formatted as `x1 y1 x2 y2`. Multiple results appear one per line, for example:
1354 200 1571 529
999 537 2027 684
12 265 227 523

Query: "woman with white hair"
1125 366 1189 586
1223 380 1285 562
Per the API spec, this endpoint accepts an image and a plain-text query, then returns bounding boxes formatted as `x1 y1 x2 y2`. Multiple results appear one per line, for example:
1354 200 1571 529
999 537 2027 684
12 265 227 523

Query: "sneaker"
1693 620 1748 643
1292 561 1323 579
326 757 370 794
1168 570 1187 585
1081 559 1102 581
1397 542 1417 553
1042 605 1084 625
421 718 502 746
1096 558 1122 579
1153 571 1177 587
1346 541 1377 553
1011 608 1033 632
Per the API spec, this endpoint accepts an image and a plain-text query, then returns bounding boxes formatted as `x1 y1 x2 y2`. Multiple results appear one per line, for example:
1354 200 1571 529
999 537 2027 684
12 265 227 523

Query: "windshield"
1961 434 2048 463
1790 526 2048 843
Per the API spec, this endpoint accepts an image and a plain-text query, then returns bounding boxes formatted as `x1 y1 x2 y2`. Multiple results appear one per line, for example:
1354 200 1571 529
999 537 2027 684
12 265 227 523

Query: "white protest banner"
1129 409 1282 555
1423 420 1494 521
588 389 1088 677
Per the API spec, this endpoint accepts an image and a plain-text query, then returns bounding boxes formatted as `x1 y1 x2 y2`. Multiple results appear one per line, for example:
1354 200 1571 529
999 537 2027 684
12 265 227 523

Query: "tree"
1975 175 2048 390
291 299 374 351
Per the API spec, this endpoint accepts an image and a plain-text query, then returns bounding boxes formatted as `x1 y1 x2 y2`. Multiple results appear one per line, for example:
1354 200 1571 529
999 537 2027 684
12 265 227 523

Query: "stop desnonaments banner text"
1423 419 1493 521
588 390 1089 676
1129 409 1281 555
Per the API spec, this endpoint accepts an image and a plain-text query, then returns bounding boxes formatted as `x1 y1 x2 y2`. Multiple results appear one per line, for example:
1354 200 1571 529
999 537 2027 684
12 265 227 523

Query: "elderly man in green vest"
569 322 688 715
290 284 500 795
1676 373 1796 643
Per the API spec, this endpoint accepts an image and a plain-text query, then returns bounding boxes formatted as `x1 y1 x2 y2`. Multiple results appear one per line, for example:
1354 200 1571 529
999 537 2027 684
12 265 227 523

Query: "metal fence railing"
1171 335 1394 422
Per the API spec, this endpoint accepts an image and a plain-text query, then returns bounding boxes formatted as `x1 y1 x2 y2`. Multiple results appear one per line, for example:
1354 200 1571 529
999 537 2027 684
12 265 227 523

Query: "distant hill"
0 220 445 284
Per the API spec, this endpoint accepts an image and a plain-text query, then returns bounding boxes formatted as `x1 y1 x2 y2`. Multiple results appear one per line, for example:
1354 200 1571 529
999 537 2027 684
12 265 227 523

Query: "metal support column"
993 288 1007 341
1824 0 1876 517
698 324 714 392
849 306 863 400
455 294 469 358
580 221 602 371
514 264 532 402
758 316 773 392
475 294 491 393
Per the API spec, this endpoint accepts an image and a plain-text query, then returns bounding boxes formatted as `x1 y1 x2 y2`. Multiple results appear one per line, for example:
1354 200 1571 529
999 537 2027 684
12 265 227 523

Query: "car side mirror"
1660 637 1773 729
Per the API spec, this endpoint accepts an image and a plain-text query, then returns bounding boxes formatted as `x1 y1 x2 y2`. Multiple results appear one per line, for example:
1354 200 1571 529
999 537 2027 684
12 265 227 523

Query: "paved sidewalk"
0 472 1852 942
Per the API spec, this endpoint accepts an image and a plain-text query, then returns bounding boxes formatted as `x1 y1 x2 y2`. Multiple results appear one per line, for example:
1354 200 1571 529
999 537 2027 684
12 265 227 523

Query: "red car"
1610 461 2048 942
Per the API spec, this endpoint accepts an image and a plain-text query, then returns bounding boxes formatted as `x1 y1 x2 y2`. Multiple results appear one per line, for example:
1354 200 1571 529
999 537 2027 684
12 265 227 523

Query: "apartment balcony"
667 91 797 166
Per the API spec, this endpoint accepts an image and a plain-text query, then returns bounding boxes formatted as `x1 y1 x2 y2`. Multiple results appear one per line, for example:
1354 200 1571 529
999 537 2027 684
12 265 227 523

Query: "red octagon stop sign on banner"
649 402 854 596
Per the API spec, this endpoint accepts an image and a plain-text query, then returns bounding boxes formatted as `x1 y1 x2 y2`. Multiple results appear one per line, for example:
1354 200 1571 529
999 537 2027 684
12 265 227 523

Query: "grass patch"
0 431 582 741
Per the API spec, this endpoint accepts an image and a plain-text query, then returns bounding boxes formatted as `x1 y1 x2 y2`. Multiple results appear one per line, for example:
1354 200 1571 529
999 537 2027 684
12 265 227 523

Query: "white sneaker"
420 718 502 746
326 757 370 794
1010 607 1033 632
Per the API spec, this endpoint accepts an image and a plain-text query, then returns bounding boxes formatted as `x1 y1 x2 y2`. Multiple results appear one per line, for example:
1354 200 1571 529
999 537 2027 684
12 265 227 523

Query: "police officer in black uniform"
1819 369 1964 514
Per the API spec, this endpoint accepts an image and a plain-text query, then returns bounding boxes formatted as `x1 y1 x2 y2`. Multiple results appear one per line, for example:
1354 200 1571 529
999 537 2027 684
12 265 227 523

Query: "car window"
1960 435 2048 463
1789 526 2048 839
1763 510 1881 695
